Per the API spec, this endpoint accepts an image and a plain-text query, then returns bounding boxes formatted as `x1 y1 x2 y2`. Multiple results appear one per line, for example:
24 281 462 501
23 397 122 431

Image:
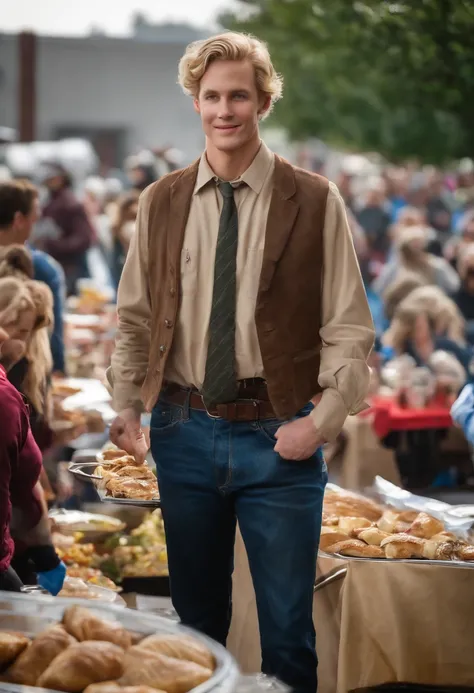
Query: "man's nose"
217 98 233 119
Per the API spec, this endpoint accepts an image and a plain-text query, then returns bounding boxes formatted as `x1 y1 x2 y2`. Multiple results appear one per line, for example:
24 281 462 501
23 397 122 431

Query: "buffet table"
229 532 474 692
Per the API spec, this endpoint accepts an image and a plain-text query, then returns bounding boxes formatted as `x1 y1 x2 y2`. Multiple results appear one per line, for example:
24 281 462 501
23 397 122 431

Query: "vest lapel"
259 156 299 293
167 160 200 270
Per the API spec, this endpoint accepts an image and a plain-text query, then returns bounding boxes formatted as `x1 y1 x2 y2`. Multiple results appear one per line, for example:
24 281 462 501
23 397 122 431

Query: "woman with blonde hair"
373 225 460 296
0 311 65 593
382 286 470 374
0 246 54 421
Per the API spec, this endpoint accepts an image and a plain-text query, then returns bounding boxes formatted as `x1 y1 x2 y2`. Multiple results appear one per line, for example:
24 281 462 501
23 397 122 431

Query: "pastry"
407 512 445 539
63 606 132 649
355 527 390 546
138 633 215 670
101 449 131 461
325 539 384 558
321 513 339 527
0 632 30 668
396 510 419 523
105 477 158 500
455 545 474 561
337 517 372 534
429 531 458 544
422 540 458 560
323 490 382 522
380 533 425 559
6 625 76 686
319 528 350 551
37 641 124 692
85 684 163 693
376 509 401 533
120 645 213 693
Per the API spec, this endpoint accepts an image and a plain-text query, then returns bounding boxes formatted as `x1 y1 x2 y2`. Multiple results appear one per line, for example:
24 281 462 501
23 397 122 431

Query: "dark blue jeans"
150 396 327 693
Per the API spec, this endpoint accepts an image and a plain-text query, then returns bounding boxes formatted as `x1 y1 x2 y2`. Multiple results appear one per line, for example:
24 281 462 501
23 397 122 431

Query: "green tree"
222 0 474 162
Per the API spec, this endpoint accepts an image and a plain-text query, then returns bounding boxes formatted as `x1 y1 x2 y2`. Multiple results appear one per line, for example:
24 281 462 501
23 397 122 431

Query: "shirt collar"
194 140 274 195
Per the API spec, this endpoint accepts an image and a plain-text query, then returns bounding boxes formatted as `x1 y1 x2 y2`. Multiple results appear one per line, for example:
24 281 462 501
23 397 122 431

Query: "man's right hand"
110 408 148 465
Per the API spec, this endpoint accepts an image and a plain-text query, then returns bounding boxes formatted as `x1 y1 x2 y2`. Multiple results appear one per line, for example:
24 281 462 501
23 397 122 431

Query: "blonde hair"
178 32 283 117
0 245 34 280
0 273 54 414
0 277 36 327
383 285 465 352
457 242 474 280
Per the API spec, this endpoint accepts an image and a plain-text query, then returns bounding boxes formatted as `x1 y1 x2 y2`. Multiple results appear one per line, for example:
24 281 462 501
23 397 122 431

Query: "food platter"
97 488 161 508
0 592 239 693
319 550 474 569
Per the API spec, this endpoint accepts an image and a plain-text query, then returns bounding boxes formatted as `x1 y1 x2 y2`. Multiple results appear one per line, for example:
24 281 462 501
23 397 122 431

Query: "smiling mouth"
215 124 241 131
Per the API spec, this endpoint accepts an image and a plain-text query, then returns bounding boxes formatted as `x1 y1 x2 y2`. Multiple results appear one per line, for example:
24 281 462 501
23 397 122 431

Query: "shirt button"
159 344 167 354
170 287 176 297
165 319 173 328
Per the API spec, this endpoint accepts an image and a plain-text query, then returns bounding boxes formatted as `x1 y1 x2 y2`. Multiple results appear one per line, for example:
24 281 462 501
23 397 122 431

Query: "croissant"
137 634 215 670
85 684 163 693
319 529 350 551
355 527 390 546
120 645 213 693
63 606 132 649
338 517 372 534
0 632 30 669
325 539 384 558
5 625 76 685
37 641 124 692
323 494 382 522
407 512 444 539
380 533 425 559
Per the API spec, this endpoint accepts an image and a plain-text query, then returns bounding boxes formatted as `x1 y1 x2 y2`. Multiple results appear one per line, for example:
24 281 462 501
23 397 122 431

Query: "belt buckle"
202 400 222 419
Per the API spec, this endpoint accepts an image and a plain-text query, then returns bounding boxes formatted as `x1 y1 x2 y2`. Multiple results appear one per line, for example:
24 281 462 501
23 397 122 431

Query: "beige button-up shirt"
112 141 375 441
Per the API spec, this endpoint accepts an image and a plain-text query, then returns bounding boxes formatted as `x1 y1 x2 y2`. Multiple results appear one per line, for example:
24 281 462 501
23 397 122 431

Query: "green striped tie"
201 181 239 408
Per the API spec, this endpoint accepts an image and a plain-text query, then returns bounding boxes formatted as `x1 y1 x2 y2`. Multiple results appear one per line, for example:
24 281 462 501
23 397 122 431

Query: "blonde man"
109 32 374 693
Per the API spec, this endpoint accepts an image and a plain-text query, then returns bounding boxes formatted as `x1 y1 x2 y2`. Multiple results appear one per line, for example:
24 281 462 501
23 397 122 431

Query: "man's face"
194 59 269 153
45 175 64 192
12 197 40 244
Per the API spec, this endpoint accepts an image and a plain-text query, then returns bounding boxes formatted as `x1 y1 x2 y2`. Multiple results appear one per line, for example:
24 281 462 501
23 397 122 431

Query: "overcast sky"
1 0 234 36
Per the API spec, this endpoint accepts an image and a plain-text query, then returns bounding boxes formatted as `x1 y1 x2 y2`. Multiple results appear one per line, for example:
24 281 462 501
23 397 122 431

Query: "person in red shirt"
0 281 65 593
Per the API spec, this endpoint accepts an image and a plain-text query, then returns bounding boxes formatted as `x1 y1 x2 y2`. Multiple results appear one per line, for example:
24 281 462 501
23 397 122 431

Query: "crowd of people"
1 137 474 589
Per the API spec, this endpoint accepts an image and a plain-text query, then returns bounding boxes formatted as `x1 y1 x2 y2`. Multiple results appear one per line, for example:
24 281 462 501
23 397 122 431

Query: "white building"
0 24 211 168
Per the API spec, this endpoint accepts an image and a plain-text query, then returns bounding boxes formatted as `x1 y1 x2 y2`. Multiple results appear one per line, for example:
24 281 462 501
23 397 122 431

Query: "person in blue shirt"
451 384 474 445
0 179 66 373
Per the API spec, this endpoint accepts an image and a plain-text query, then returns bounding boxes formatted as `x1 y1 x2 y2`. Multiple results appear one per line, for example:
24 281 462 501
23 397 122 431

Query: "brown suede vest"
141 155 329 419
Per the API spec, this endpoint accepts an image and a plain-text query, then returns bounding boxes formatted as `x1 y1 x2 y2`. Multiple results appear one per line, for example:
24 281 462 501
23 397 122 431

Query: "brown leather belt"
163 381 277 421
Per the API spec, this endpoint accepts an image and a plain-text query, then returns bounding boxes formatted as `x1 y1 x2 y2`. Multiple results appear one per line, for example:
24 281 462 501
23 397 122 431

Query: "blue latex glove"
37 561 67 596
451 384 474 445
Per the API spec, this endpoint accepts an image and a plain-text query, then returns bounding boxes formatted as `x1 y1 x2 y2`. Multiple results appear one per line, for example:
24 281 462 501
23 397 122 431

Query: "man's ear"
193 98 201 115
258 95 272 119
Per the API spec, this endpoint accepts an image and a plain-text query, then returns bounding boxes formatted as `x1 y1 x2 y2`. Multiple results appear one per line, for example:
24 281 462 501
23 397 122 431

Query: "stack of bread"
321 488 474 562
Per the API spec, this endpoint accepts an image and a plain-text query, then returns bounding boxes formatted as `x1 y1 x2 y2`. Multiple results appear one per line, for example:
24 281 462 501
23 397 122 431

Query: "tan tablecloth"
230 532 474 692
337 560 474 691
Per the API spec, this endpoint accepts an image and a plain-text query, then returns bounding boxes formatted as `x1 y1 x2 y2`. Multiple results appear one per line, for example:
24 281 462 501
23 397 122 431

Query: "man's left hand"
274 416 326 461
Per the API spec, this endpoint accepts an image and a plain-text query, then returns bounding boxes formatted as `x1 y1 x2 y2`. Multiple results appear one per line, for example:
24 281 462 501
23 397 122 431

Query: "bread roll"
338 517 372 534
319 529 350 551
381 533 425 559
376 509 401 534
408 512 444 539
325 539 384 558
356 527 390 546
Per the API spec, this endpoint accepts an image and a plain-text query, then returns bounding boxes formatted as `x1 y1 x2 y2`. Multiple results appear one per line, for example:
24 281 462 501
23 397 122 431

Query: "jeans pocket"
254 418 282 443
151 400 187 433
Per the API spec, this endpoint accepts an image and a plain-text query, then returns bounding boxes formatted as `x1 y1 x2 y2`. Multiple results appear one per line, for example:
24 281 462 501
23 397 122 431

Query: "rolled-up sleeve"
108 185 154 413
310 182 375 441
